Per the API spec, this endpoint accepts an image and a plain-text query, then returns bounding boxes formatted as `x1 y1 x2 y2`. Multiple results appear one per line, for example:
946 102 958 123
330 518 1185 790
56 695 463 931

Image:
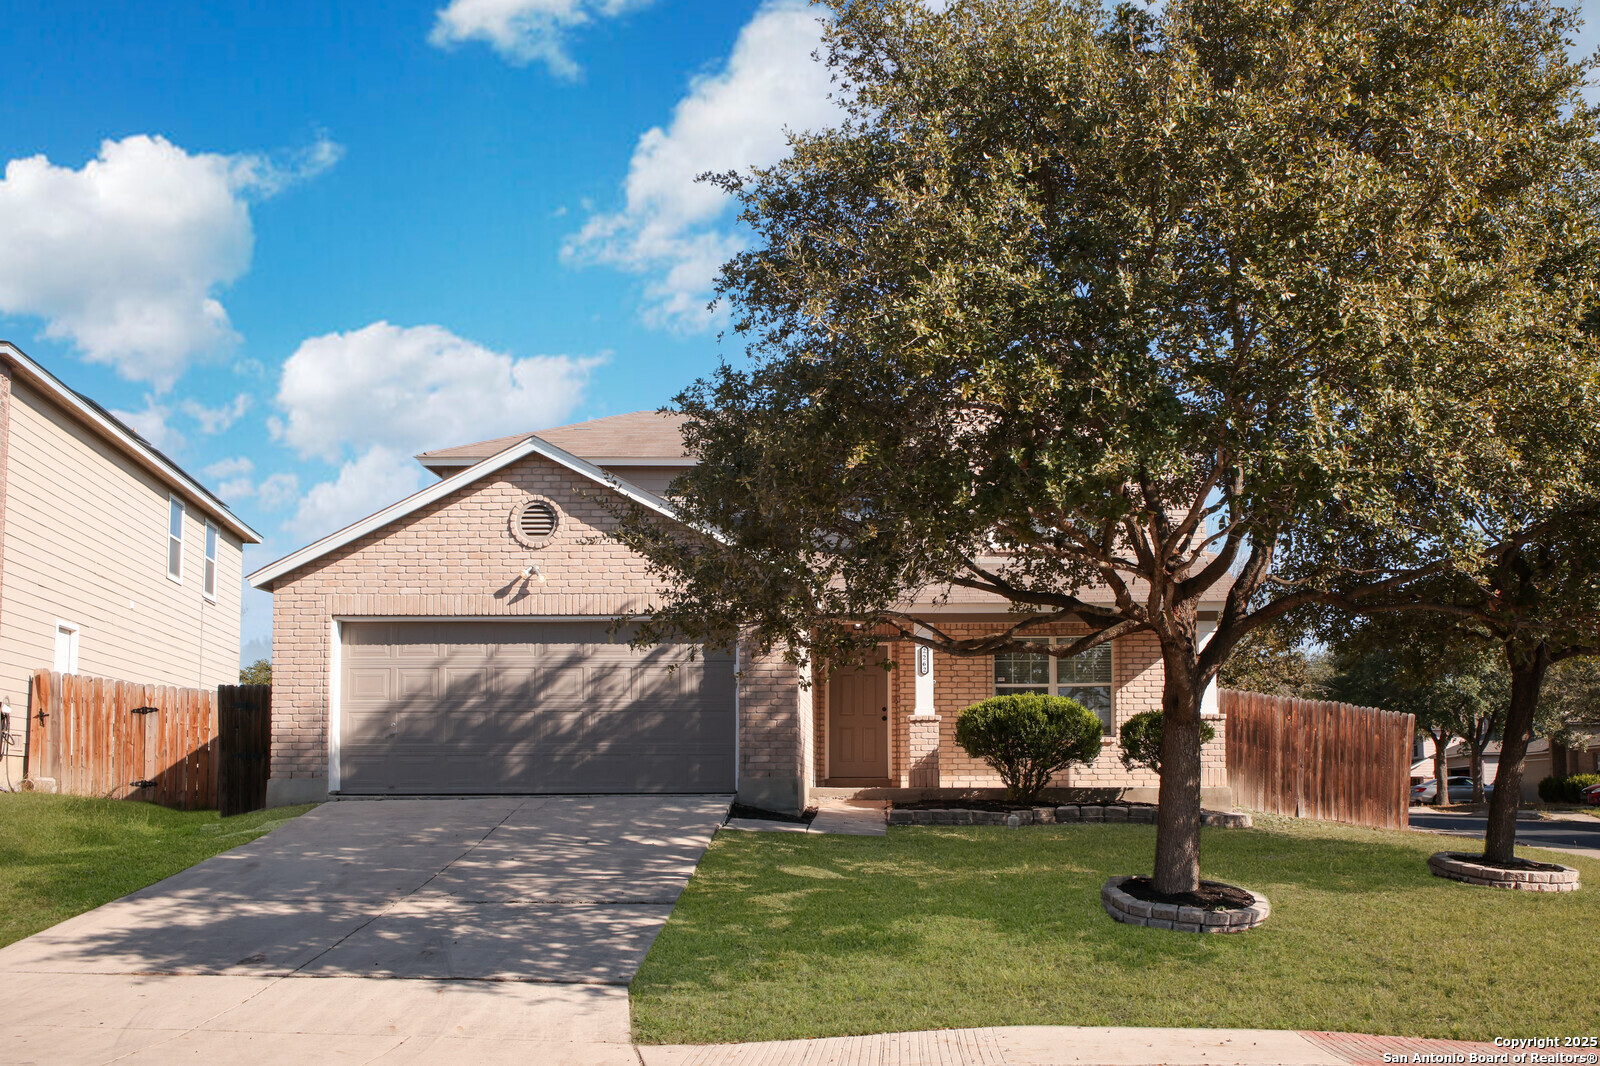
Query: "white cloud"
429 0 653 78
181 393 251 434
273 320 599 540
288 446 429 541
204 456 255 481
218 476 256 501
112 398 183 453
564 0 840 330
274 321 600 461
255 472 301 512
0 134 340 388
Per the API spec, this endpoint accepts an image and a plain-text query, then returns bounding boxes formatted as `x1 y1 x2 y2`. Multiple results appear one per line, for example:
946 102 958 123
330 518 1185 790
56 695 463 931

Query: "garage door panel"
635 667 680 700
347 669 392 701
587 665 631 702
339 621 735 794
397 669 439 700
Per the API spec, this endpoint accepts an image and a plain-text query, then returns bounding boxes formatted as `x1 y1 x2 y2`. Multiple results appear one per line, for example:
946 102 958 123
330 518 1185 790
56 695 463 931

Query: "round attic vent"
511 497 561 547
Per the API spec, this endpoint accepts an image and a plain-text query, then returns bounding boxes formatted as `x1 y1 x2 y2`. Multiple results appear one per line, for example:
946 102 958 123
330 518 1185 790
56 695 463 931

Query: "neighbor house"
248 411 1229 812
0 342 261 783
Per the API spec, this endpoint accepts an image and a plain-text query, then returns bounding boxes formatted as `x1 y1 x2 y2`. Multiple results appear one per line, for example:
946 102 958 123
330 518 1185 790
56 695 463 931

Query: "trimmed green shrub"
1539 772 1600 804
1118 710 1216 774
954 693 1104 803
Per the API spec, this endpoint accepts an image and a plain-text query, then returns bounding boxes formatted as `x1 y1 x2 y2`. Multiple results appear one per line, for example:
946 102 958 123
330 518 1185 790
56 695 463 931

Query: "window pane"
995 650 1050 687
169 498 184 539
1062 684 1112 726
169 537 182 578
205 524 217 559
996 686 1050 694
1058 644 1112 684
204 559 216 597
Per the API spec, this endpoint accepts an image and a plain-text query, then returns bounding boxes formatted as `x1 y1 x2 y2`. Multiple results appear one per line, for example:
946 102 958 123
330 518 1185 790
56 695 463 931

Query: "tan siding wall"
598 465 688 497
267 452 808 807
0 380 244 776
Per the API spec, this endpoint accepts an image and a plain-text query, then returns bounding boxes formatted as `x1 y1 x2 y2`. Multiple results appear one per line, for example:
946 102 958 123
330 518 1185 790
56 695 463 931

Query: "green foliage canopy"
618 0 1600 890
239 659 271 686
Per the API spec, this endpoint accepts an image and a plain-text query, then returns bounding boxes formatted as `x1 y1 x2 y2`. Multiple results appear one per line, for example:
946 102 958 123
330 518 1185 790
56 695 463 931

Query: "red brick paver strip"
1300 1030 1503 1065
640 1026 1344 1065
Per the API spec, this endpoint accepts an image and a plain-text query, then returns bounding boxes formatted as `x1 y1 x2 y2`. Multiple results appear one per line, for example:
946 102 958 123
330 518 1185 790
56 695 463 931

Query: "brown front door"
829 663 889 779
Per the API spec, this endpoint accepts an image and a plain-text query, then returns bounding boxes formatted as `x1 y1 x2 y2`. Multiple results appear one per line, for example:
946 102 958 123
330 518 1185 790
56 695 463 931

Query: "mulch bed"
891 798 1150 814
1439 851 1570 873
729 803 818 824
1115 875 1257 912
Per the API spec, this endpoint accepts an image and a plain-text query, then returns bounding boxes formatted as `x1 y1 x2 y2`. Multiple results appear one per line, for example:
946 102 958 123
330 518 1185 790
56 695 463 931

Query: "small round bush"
953 693 1103 803
1118 710 1216 774
1537 775 1563 803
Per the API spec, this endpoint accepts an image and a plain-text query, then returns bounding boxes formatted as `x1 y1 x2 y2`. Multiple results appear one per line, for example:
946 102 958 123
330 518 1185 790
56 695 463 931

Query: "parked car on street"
1582 783 1600 807
1411 777 1494 804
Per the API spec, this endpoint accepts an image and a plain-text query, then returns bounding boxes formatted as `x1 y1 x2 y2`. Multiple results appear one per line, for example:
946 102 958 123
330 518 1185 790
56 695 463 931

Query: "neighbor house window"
994 638 1114 729
203 522 218 600
54 621 80 674
168 496 184 582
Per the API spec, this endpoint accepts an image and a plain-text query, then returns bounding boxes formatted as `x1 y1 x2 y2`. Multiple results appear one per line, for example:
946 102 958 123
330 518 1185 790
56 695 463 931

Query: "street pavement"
1408 806 1600 859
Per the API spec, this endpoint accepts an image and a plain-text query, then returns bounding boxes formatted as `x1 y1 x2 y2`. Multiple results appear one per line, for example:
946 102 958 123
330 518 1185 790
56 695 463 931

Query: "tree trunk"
1469 745 1485 804
1153 644 1205 895
1431 737 1449 808
1483 643 1550 863
1552 740 1570 779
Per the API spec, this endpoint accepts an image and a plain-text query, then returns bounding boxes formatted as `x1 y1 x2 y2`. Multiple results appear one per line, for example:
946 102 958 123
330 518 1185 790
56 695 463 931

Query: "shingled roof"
415 410 691 472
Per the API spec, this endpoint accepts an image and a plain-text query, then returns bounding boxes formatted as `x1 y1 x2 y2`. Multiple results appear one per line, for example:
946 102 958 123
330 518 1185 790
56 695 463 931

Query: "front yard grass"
0 793 312 949
633 814 1599 1044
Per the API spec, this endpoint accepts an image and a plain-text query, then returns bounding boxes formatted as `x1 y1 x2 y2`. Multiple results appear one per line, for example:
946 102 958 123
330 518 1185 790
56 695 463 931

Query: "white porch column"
913 631 936 717
908 627 940 787
1197 620 1220 719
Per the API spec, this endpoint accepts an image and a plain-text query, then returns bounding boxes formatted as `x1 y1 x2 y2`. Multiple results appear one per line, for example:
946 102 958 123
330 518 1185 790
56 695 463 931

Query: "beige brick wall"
266 452 809 807
816 621 1225 790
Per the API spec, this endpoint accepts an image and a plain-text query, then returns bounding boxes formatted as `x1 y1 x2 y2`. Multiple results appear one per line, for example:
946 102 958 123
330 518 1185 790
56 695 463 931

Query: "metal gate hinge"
129 706 159 715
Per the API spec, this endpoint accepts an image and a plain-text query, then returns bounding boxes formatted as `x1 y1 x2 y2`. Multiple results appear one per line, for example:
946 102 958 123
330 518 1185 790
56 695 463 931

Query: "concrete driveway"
0 794 729 1065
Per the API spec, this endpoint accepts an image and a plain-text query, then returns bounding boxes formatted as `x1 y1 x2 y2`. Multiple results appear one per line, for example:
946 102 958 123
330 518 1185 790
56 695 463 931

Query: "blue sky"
0 0 840 661
2 0 1598 665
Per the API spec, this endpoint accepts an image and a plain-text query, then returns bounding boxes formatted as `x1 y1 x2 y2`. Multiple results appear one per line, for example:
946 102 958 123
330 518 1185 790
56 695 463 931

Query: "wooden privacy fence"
1223 688 1415 830
26 671 271 814
216 684 271 817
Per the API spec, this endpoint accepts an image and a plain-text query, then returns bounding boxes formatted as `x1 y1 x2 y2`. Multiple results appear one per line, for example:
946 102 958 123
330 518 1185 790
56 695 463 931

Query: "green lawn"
633 815 1600 1044
0 793 313 948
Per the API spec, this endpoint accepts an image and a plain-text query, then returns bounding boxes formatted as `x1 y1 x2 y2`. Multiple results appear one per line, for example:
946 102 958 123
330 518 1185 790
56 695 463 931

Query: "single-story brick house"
249 412 1228 812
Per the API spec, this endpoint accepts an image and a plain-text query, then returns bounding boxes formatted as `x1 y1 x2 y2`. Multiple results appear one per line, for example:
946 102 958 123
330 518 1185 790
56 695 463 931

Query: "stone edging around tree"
1101 875 1270 933
887 804 1252 828
1427 851 1581 892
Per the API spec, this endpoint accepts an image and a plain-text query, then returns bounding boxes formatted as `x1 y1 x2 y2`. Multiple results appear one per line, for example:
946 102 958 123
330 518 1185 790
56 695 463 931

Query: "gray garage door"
338 620 736 794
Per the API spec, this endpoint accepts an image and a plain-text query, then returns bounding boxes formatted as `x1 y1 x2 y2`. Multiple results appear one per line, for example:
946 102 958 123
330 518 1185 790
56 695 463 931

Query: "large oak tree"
619 0 1600 893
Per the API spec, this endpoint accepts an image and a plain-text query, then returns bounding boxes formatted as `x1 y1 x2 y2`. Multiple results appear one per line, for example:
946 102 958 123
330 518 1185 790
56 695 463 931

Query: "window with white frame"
168 496 184 581
203 522 219 600
994 638 1114 729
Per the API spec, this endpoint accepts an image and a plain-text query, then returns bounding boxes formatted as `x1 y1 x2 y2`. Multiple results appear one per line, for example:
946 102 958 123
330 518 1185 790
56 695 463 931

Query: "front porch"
807 618 1230 803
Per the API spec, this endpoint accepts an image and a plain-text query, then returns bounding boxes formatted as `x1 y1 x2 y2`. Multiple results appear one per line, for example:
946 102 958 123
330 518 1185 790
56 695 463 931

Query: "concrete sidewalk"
638 1025 1503 1066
